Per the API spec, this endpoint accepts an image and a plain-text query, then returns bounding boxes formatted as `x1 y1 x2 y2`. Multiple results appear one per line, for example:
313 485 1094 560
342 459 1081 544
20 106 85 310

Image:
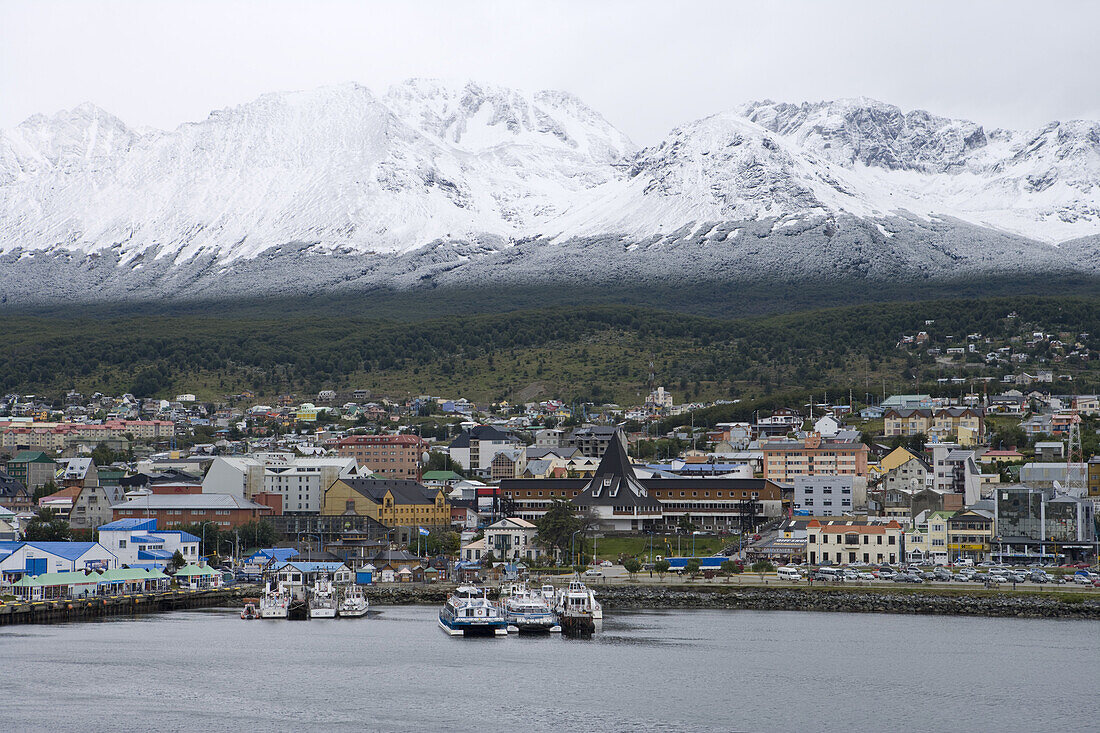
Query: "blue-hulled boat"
438 585 508 637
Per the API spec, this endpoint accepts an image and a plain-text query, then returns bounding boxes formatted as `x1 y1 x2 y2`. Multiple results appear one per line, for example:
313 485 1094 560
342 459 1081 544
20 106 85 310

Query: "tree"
236 520 276 549
91 442 121 467
751 560 775 581
425 530 461 557
32 480 59 502
423 450 465 477
623 558 642 580
684 558 701 579
176 521 221 557
535 500 581 560
654 559 670 579
677 515 696 535
719 560 736 580
22 508 72 542
170 550 186 571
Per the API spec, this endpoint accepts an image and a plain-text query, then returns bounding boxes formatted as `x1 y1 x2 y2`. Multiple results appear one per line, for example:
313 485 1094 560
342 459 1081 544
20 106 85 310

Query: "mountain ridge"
2 81 1099 302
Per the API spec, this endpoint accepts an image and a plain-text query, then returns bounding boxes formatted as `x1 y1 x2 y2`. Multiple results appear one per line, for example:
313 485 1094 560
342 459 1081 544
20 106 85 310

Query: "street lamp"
571 529 582 569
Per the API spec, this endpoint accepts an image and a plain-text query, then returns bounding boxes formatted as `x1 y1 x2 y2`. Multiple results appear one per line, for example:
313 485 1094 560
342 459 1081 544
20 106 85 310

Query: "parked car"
584 569 603 577
1028 571 1051 584
1073 574 1094 585
600 560 613 567
857 572 875 581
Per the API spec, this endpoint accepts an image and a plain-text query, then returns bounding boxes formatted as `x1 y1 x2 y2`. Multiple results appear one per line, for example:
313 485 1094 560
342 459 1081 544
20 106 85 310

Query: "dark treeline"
2 295 1097 400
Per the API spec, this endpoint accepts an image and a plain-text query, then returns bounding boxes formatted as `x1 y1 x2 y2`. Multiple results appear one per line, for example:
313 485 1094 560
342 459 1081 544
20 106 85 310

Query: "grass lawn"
593 534 736 561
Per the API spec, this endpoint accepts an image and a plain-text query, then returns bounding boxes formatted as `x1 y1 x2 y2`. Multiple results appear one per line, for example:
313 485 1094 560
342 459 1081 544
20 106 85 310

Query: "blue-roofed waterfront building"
97 518 200 569
0 540 119 583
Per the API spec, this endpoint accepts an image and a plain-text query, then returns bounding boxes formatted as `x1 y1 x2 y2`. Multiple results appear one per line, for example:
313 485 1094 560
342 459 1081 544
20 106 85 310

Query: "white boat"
555 576 599 634
309 578 338 619
259 582 290 619
555 577 602 620
502 583 559 633
439 585 508 637
338 585 369 618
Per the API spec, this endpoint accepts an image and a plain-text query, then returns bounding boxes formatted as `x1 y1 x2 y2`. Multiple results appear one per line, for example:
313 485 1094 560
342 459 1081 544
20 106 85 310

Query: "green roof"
421 471 464 481
12 572 101 587
99 568 169 582
12 568 168 586
174 563 219 576
9 451 55 464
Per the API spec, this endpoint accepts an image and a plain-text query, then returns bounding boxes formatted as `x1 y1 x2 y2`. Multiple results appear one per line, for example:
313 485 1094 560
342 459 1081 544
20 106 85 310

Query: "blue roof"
19 542 105 561
127 562 166 570
153 529 200 543
249 548 298 562
99 518 157 531
138 548 174 560
274 561 347 573
132 535 166 544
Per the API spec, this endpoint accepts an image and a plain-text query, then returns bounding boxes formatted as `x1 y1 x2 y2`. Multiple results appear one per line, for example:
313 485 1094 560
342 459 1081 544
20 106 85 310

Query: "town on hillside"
1 379 1098 602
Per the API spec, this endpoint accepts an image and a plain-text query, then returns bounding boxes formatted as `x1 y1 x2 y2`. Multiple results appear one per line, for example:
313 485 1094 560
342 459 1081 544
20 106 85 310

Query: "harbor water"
1 606 1096 732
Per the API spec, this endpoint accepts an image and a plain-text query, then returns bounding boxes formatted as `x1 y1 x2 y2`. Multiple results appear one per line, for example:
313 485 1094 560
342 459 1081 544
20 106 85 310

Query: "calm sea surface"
0 606 1096 732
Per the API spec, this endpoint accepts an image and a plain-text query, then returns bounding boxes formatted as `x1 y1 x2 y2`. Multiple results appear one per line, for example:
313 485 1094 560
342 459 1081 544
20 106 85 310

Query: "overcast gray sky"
2 0 1098 144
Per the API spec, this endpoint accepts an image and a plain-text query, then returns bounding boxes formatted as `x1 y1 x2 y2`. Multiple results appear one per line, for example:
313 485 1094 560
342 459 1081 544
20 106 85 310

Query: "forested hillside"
3 296 1097 404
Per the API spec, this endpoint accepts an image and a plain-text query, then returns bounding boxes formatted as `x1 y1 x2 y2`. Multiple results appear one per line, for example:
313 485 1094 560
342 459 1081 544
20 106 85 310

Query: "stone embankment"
361 584 1100 619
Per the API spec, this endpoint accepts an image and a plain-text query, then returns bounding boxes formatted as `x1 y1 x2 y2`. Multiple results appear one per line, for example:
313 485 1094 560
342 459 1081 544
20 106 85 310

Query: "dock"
0 589 236 626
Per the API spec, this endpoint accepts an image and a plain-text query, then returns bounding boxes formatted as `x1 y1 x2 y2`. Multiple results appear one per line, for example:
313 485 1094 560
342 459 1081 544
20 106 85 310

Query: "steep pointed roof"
573 433 662 510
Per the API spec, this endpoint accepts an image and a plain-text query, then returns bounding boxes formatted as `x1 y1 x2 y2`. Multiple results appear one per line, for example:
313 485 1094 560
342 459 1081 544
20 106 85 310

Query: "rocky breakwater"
595 585 1100 619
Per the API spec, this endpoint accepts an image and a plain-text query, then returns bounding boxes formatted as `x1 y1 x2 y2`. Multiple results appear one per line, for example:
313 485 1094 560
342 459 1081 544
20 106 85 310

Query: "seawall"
361 584 1100 619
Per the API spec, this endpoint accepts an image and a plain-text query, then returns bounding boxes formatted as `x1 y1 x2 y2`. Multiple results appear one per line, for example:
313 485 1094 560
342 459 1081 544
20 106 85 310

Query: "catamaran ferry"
501 583 560 634
439 585 508 637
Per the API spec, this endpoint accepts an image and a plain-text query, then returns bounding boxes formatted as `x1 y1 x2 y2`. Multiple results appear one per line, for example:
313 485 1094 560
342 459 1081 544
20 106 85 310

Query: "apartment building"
334 434 426 479
448 426 523 476
202 454 361 514
762 433 869 483
793 475 866 516
883 408 984 438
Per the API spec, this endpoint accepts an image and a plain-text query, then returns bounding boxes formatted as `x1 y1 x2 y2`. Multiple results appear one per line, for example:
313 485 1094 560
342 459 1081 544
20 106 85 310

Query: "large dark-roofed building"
500 430 785 532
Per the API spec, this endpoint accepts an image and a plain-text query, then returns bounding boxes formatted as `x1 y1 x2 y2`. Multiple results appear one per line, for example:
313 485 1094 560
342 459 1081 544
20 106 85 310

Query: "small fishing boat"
309 579 338 619
240 598 260 620
260 582 290 619
338 585 369 618
439 585 507 637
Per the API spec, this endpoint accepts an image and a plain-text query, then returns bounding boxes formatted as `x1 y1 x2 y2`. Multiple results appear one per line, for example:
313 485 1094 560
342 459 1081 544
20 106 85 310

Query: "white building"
96 518 200 568
793 475 866 516
646 386 674 410
447 426 523 476
484 517 540 561
813 415 842 438
202 454 363 513
930 443 983 505
806 519 904 566
0 541 119 577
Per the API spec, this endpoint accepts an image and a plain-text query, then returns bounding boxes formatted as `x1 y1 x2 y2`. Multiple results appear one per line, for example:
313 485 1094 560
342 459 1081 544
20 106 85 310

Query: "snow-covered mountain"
1 83 1098 302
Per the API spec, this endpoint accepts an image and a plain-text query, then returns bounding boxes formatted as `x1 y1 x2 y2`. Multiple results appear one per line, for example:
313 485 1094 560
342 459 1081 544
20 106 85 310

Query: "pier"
0 589 236 626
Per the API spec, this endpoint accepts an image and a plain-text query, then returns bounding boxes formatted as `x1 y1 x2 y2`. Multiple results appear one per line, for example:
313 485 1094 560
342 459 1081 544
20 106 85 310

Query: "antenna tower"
1065 413 1084 497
